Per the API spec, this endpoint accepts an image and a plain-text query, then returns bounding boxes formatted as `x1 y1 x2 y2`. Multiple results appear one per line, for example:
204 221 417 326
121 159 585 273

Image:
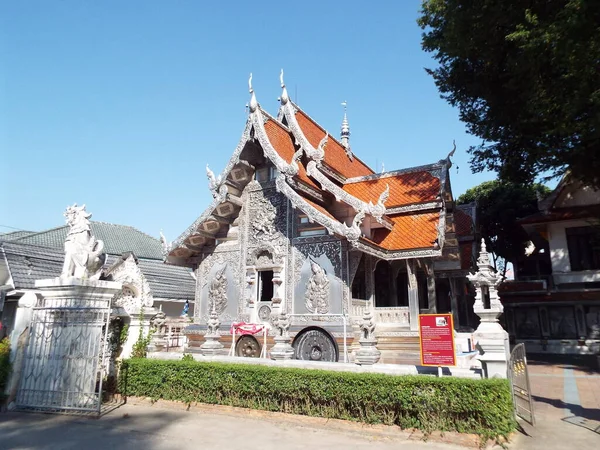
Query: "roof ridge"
1 239 64 253
261 107 291 133
290 101 374 174
344 161 446 184
12 224 68 241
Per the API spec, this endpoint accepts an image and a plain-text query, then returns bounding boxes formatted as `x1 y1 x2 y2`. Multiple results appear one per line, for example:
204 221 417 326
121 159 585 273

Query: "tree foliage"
419 0 600 189
457 181 550 271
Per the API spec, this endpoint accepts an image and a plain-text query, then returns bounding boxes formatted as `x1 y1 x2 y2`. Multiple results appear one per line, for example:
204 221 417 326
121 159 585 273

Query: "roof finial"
340 101 350 149
280 69 289 105
340 101 353 160
248 73 257 112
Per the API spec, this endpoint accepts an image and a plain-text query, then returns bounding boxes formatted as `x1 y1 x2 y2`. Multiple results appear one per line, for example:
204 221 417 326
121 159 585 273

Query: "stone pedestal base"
270 335 294 360
474 326 510 379
147 333 167 353
355 338 381 365
201 334 224 356
182 324 204 353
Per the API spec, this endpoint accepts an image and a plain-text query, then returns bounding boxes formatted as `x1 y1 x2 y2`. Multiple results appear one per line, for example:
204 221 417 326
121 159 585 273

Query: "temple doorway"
257 270 274 302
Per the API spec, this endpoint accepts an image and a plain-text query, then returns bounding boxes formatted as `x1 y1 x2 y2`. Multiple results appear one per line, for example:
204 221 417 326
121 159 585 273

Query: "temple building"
500 176 600 355
164 72 477 362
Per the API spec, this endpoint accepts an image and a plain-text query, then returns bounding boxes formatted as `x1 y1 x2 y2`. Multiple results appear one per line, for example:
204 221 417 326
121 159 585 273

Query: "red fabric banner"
230 322 265 336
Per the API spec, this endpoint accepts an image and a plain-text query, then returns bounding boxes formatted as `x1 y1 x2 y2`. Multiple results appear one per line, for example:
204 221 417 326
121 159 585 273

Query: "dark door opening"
258 270 274 302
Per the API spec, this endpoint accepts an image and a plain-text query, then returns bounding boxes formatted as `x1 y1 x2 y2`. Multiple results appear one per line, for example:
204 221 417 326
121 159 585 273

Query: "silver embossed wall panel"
293 238 346 315
196 251 241 324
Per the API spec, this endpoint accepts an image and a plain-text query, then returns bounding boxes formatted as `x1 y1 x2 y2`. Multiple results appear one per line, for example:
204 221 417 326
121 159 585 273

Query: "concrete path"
1 356 598 450
0 402 471 450
510 356 600 449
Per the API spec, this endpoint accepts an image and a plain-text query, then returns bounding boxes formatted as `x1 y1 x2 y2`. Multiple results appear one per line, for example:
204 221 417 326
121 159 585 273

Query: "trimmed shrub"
0 337 10 397
119 359 515 440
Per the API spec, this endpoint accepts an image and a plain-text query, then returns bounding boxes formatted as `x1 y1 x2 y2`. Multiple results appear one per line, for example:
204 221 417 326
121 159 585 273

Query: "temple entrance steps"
375 333 422 365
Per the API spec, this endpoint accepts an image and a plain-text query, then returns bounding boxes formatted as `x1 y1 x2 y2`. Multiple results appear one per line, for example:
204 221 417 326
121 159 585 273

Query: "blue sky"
1 0 495 241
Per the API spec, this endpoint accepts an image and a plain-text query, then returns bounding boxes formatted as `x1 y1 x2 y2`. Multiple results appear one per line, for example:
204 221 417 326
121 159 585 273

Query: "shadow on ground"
0 406 180 450
527 354 599 373
532 394 600 422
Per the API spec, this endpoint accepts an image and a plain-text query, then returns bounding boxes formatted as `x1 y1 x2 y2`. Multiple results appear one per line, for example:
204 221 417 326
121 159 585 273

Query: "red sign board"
418 314 456 367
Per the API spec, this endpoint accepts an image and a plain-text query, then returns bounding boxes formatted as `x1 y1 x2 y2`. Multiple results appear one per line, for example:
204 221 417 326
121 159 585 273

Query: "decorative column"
270 266 284 316
355 306 381 365
424 260 437 313
449 277 460 329
406 260 419 331
467 239 509 378
200 306 224 356
270 311 294 360
245 267 257 318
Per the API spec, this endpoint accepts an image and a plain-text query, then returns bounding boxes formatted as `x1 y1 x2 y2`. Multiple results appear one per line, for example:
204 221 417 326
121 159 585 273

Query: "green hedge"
0 338 10 398
119 359 515 440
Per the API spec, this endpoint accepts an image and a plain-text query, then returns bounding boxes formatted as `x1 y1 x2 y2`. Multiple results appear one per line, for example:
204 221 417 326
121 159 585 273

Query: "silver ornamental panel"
509 343 536 426
15 296 111 414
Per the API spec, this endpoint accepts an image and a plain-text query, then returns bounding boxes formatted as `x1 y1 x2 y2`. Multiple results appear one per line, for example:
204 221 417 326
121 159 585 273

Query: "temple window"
298 213 326 236
566 226 600 271
351 258 366 300
299 228 326 237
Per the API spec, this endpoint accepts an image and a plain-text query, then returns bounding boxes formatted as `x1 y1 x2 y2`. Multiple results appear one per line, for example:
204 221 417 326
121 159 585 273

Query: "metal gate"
508 343 535 426
16 294 111 414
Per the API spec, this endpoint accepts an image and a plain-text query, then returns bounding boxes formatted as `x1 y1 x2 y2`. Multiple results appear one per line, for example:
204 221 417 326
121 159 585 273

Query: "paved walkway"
510 355 600 449
1 356 598 450
0 402 472 450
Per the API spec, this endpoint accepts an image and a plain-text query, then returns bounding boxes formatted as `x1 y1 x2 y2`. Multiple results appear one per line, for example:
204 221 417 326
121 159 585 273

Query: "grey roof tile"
1 241 195 301
138 259 195 301
1 242 64 289
12 222 163 260
0 230 36 241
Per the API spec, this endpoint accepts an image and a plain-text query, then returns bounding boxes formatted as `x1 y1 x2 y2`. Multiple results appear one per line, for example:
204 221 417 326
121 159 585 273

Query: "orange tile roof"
369 212 440 251
300 195 336 221
344 171 440 208
263 119 319 190
295 109 374 179
454 209 474 237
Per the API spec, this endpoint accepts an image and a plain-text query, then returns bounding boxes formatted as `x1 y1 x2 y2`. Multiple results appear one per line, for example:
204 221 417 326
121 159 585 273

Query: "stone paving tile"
575 377 600 418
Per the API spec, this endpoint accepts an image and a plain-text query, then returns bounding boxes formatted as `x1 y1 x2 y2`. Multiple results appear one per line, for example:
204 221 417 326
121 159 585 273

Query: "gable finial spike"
340 101 350 150
280 68 289 105
248 72 258 112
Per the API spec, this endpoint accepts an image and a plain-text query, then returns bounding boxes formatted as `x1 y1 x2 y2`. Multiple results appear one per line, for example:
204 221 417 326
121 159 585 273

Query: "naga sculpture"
305 260 330 314
344 209 366 242
61 204 106 280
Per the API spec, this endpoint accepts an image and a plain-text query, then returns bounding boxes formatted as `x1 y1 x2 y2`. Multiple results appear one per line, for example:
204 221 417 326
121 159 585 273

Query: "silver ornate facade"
172 72 474 363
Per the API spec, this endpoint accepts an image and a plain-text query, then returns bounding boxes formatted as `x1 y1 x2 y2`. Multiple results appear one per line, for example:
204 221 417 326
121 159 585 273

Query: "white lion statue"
61 204 106 280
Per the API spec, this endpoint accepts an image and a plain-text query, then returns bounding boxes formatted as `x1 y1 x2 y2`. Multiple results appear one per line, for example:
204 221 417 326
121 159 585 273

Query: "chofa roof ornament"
248 73 258 112
279 69 289 105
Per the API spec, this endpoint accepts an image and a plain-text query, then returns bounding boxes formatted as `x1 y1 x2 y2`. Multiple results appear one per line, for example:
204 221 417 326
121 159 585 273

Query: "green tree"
457 181 550 274
419 0 600 189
